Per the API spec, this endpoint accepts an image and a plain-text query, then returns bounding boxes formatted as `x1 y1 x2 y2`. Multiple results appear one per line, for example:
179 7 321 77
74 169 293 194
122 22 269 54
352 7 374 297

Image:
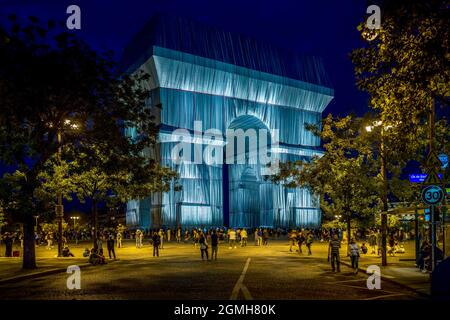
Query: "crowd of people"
1 224 436 275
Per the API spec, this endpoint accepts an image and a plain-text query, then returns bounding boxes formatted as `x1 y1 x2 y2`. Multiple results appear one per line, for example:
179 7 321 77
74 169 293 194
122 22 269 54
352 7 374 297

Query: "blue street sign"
421 185 444 206
409 173 443 183
438 153 448 169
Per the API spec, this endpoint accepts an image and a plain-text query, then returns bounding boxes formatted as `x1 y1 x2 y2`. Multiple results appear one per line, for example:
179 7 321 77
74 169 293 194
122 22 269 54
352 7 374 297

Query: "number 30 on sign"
421 185 444 206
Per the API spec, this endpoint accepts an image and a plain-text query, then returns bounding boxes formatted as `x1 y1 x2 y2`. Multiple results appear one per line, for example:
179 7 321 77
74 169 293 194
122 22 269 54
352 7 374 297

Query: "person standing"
289 229 297 252
254 229 260 246
45 232 53 250
176 228 181 243
199 232 209 261
211 230 219 260
139 230 144 249
152 232 160 257
193 229 198 248
349 239 360 274
3 233 13 257
297 231 305 254
306 232 314 255
167 228 171 242
241 228 248 247
262 229 269 246
97 233 103 251
107 235 116 260
328 234 341 272
228 229 237 249
117 232 123 248
135 229 141 248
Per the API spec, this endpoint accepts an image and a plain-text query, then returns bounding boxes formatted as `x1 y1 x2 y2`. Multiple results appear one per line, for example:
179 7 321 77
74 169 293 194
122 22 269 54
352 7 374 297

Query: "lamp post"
70 216 80 245
56 128 63 257
55 119 79 257
33 215 39 232
366 121 392 266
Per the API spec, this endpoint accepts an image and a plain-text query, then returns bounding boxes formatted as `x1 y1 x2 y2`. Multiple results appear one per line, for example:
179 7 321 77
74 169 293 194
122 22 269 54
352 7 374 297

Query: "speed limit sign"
421 185 444 206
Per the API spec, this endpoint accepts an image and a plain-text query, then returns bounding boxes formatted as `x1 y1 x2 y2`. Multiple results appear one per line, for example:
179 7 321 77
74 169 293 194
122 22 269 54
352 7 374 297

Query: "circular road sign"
421 185 444 206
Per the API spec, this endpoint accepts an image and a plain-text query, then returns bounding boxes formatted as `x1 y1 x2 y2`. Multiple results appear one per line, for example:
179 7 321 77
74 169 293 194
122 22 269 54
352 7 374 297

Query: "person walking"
306 231 314 255
211 230 219 260
167 228 171 242
349 239 360 274
228 229 237 249
240 228 248 247
107 235 116 260
158 229 164 249
152 232 160 257
176 228 181 243
199 232 209 261
328 234 341 272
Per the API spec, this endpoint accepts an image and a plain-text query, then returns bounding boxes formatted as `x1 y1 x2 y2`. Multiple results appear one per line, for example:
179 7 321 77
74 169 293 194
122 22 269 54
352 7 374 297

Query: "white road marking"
230 257 252 300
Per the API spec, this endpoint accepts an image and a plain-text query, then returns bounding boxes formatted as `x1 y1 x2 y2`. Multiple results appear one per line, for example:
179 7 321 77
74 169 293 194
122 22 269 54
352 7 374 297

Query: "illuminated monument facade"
122 15 333 229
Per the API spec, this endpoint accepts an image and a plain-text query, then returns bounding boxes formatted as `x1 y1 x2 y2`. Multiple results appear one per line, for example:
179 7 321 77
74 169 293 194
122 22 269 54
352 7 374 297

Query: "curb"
340 261 430 298
0 262 105 286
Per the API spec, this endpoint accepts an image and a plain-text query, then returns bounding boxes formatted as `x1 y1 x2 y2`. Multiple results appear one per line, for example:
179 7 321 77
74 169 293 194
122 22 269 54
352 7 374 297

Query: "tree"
272 114 379 254
352 0 449 156
0 201 5 230
0 17 175 269
45 143 177 249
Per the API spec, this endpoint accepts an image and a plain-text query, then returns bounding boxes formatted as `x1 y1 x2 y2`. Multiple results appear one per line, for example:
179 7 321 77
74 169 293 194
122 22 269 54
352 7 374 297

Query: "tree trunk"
22 214 37 269
92 199 98 250
347 216 352 257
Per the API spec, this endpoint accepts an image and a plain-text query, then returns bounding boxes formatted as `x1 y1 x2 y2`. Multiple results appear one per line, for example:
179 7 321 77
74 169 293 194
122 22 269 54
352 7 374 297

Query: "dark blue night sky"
0 0 370 116
0 0 373 214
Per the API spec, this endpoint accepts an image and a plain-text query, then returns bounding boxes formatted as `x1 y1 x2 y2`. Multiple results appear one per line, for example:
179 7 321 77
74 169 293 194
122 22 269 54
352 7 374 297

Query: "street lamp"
33 215 39 230
365 120 394 266
70 216 80 245
54 119 79 257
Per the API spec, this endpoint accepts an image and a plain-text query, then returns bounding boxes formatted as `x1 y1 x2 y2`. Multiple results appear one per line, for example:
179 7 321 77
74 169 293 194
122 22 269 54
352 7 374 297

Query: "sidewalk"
338 241 431 296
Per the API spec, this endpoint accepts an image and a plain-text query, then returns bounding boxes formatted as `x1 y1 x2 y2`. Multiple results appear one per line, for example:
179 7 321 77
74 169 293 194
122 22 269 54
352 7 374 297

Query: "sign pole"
431 205 436 270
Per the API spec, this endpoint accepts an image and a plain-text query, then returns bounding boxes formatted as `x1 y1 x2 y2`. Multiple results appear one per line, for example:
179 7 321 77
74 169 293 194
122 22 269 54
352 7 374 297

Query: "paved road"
0 241 424 300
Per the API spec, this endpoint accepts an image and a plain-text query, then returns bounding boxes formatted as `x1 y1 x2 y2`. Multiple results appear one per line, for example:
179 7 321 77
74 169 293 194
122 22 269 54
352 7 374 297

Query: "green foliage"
0 17 176 267
375 214 400 229
351 0 449 153
272 114 379 224
0 201 5 229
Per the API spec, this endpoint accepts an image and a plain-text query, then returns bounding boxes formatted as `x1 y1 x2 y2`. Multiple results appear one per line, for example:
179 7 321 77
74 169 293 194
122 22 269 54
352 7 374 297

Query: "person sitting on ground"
418 241 431 272
97 248 106 264
83 248 90 257
88 247 106 265
62 245 74 257
360 243 368 254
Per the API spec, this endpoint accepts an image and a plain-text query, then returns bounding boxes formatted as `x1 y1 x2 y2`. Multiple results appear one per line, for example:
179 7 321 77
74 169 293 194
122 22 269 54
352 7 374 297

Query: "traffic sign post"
421 185 444 271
